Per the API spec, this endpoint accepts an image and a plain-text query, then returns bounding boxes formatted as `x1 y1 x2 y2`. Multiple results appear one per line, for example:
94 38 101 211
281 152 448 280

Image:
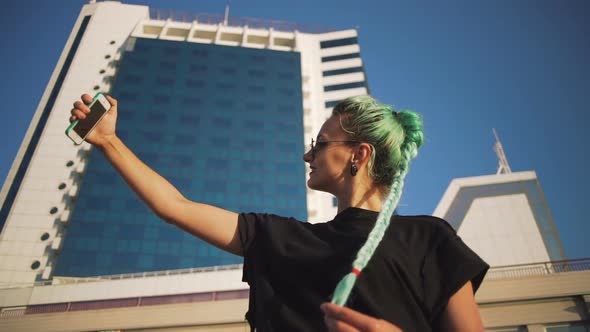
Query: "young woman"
70 94 488 331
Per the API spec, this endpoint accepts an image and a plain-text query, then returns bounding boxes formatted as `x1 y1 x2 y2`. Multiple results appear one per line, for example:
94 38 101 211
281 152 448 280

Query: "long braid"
330 107 423 306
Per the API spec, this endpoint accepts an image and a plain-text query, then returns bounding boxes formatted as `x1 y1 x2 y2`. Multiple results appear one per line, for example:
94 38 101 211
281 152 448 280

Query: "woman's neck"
336 183 384 213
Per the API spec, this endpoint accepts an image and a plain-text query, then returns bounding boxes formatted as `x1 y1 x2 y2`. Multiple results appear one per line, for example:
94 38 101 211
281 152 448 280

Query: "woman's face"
303 115 355 194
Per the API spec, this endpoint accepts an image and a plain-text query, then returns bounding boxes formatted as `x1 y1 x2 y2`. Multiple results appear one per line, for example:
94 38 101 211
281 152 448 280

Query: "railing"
2 258 589 290
33 263 243 287
485 258 590 280
0 289 250 318
149 8 338 34
1 264 243 289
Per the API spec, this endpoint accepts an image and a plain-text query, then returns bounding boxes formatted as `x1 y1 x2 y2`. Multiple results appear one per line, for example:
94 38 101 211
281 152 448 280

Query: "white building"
434 171 566 266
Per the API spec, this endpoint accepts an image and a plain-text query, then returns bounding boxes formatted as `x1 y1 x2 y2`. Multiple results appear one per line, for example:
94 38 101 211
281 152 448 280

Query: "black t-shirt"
238 207 489 332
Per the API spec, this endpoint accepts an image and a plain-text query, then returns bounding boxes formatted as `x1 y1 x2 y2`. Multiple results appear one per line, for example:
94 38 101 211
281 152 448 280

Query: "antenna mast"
493 128 512 174
223 1 230 26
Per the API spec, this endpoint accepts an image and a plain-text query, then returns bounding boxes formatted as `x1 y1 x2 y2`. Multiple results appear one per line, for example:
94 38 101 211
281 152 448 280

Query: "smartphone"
65 93 111 145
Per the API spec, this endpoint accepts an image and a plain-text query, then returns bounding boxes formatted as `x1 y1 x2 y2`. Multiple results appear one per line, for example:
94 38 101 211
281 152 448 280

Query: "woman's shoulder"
239 212 312 234
391 215 457 238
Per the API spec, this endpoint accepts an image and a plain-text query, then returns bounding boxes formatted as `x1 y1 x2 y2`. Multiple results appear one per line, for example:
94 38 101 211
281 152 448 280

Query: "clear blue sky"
1 0 588 259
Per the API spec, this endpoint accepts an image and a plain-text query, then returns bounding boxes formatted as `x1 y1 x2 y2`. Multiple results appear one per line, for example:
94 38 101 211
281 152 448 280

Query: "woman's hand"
70 94 118 148
321 303 402 332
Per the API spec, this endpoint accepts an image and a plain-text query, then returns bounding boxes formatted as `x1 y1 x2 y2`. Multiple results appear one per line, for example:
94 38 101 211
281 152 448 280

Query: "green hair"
330 95 424 306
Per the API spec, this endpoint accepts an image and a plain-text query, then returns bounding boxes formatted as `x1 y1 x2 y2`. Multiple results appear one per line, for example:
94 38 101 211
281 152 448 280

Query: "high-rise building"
0 1 369 287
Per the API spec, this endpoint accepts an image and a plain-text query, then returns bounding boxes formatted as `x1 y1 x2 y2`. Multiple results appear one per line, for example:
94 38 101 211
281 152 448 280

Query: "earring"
350 162 358 176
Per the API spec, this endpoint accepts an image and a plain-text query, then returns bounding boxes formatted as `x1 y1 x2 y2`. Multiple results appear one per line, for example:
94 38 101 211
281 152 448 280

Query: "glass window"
324 81 366 92
204 180 227 193
248 85 266 93
181 96 202 105
191 49 208 57
277 122 295 132
244 138 264 147
135 42 151 53
174 134 197 145
209 136 230 147
239 182 263 194
142 131 163 142
240 161 257 172
277 142 296 151
220 66 237 75
128 57 148 67
281 57 296 65
248 69 266 78
159 61 176 70
217 82 237 90
156 76 175 86
121 74 144 84
321 53 361 62
216 100 235 108
278 72 294 79
189 64 207 73
212 117 232 128
320 37 358 49
278 88 294 96
222 52 238 60
546 324 590 332
163 46 180 56
179 114 200 124
277 104 296 114
250 54 265 63
206 159 229 170
325 100 341 108
173 154 193 165
186 79 205 88
323 67 364 76
274 162 296 172
119 91 139 102
147 112 165 122
244 120 263 129
153 95 171 104
275 184 297 195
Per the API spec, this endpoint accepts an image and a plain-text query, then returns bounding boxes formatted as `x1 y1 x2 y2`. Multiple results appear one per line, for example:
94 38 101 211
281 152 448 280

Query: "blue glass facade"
54 38 307 276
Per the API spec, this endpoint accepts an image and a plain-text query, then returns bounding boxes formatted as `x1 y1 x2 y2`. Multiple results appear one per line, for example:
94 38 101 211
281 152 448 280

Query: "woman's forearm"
98 135 184 221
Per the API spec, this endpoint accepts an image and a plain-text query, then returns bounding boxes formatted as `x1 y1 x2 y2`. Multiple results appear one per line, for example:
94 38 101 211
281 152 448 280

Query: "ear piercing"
350 162 358 176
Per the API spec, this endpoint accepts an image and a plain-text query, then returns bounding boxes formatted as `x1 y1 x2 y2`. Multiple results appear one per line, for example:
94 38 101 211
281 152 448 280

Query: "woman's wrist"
96 134 119 152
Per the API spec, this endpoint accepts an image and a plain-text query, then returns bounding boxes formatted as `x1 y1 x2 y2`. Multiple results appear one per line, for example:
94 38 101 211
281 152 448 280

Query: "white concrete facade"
433 171 565 267
0 1 150 288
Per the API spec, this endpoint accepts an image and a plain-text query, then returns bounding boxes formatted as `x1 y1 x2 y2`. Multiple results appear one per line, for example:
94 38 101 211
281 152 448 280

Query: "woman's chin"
307 177 321 190
307 178 328 193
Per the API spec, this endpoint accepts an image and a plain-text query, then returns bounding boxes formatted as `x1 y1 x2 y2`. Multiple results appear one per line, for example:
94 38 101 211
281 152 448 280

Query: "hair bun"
397 110 425 154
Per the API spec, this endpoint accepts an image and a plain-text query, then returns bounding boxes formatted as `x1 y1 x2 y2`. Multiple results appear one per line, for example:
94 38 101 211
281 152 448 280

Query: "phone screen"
73 99 108 139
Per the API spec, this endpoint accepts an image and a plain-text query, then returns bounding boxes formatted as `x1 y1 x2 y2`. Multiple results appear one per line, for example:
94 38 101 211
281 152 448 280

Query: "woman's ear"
353 143 372 166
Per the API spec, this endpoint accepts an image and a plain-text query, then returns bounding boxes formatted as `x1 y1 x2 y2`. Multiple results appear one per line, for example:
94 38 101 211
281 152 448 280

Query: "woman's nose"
303 148 312 162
